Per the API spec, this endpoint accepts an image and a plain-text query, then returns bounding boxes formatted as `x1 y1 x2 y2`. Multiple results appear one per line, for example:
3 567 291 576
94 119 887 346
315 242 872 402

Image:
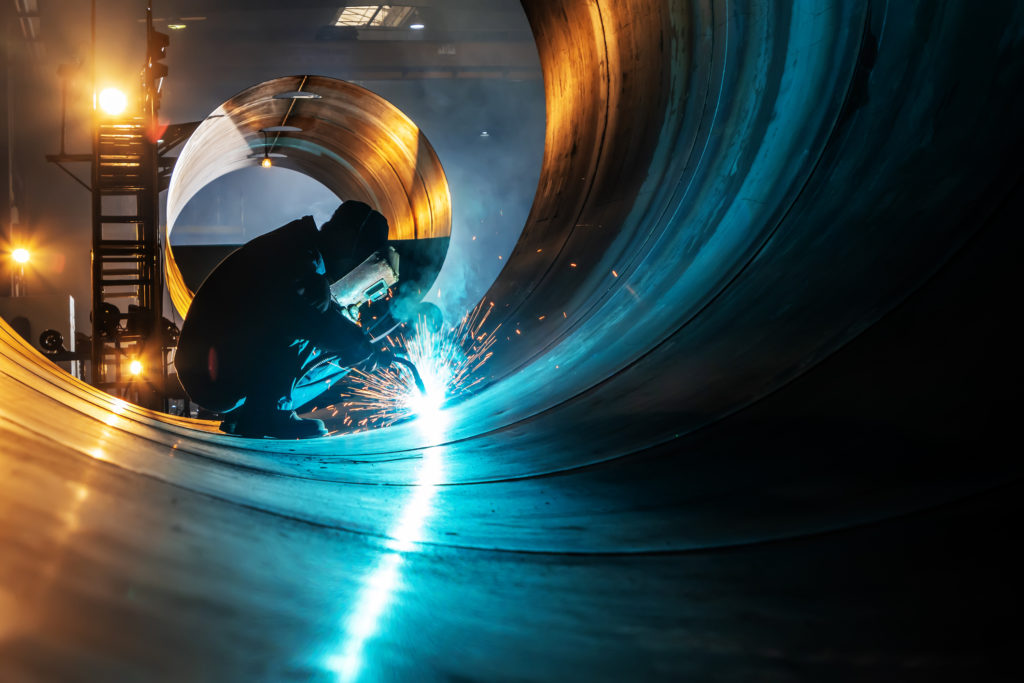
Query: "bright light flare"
260 156 273 168
335 300 499 431
98 88 128 116
322 307 468 680
11 248 30 264
128 359 143 376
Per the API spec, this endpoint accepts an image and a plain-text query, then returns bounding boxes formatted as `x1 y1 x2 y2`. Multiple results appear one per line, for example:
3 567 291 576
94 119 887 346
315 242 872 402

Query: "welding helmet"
329 246 401 323
319 200 390 281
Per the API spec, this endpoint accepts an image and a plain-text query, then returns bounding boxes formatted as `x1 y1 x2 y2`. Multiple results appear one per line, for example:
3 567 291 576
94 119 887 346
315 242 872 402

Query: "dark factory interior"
1 1 1023 680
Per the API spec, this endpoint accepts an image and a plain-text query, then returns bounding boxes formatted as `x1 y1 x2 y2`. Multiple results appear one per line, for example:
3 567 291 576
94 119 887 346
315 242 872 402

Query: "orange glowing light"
98 88 128 115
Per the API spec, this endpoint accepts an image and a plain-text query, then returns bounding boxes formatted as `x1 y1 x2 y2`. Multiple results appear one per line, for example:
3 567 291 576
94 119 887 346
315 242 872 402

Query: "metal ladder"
91 119 164 405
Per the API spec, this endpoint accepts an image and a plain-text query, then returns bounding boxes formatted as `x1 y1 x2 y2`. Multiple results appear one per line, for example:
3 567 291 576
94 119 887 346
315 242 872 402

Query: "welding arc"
391 357 428 395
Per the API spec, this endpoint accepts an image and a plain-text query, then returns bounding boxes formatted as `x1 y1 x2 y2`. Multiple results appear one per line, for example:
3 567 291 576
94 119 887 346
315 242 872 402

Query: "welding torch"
391 356 428 395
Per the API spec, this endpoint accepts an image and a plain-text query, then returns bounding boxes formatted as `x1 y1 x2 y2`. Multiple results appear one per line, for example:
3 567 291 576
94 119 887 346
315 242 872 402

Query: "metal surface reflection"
329 406 448 681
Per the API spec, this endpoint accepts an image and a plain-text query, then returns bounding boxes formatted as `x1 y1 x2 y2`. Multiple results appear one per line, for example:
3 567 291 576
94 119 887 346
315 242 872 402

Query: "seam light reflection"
326 389 448 681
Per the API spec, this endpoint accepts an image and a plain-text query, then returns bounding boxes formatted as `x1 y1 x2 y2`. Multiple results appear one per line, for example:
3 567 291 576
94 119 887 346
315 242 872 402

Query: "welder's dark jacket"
175 216 373 411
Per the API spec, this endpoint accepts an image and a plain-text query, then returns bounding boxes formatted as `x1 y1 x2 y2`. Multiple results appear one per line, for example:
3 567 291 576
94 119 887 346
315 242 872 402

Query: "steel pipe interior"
2 0 1023 679
3 0 1022 575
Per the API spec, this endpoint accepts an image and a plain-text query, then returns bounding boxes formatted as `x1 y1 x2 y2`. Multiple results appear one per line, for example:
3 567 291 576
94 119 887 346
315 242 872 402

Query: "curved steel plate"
165 75 452 315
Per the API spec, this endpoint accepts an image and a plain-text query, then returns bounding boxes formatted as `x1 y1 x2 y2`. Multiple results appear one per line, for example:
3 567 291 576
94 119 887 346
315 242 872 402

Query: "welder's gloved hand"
361 348 397 373
295 271 332 313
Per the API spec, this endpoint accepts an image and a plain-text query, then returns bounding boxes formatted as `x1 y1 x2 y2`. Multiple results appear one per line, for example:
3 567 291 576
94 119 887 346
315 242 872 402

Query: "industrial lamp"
98 87 128 116
10 247 30 297
252 127 299 168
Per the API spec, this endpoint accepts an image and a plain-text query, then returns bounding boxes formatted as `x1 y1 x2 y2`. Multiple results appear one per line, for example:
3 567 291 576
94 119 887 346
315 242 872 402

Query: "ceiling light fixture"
255 127 301 168
410 23 425 30
260 130 274 168
167 23 186 30
336 5 415 28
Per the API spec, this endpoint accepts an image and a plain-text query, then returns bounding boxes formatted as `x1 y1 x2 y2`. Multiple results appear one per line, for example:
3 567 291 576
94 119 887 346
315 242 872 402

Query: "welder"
174 200 397 439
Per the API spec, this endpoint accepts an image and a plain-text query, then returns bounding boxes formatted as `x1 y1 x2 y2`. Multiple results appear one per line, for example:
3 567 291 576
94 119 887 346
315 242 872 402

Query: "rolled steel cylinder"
165 75 452 316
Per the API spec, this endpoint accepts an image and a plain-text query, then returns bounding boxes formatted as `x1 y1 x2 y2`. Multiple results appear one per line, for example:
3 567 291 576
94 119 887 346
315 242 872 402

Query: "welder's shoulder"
183 216 320 320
